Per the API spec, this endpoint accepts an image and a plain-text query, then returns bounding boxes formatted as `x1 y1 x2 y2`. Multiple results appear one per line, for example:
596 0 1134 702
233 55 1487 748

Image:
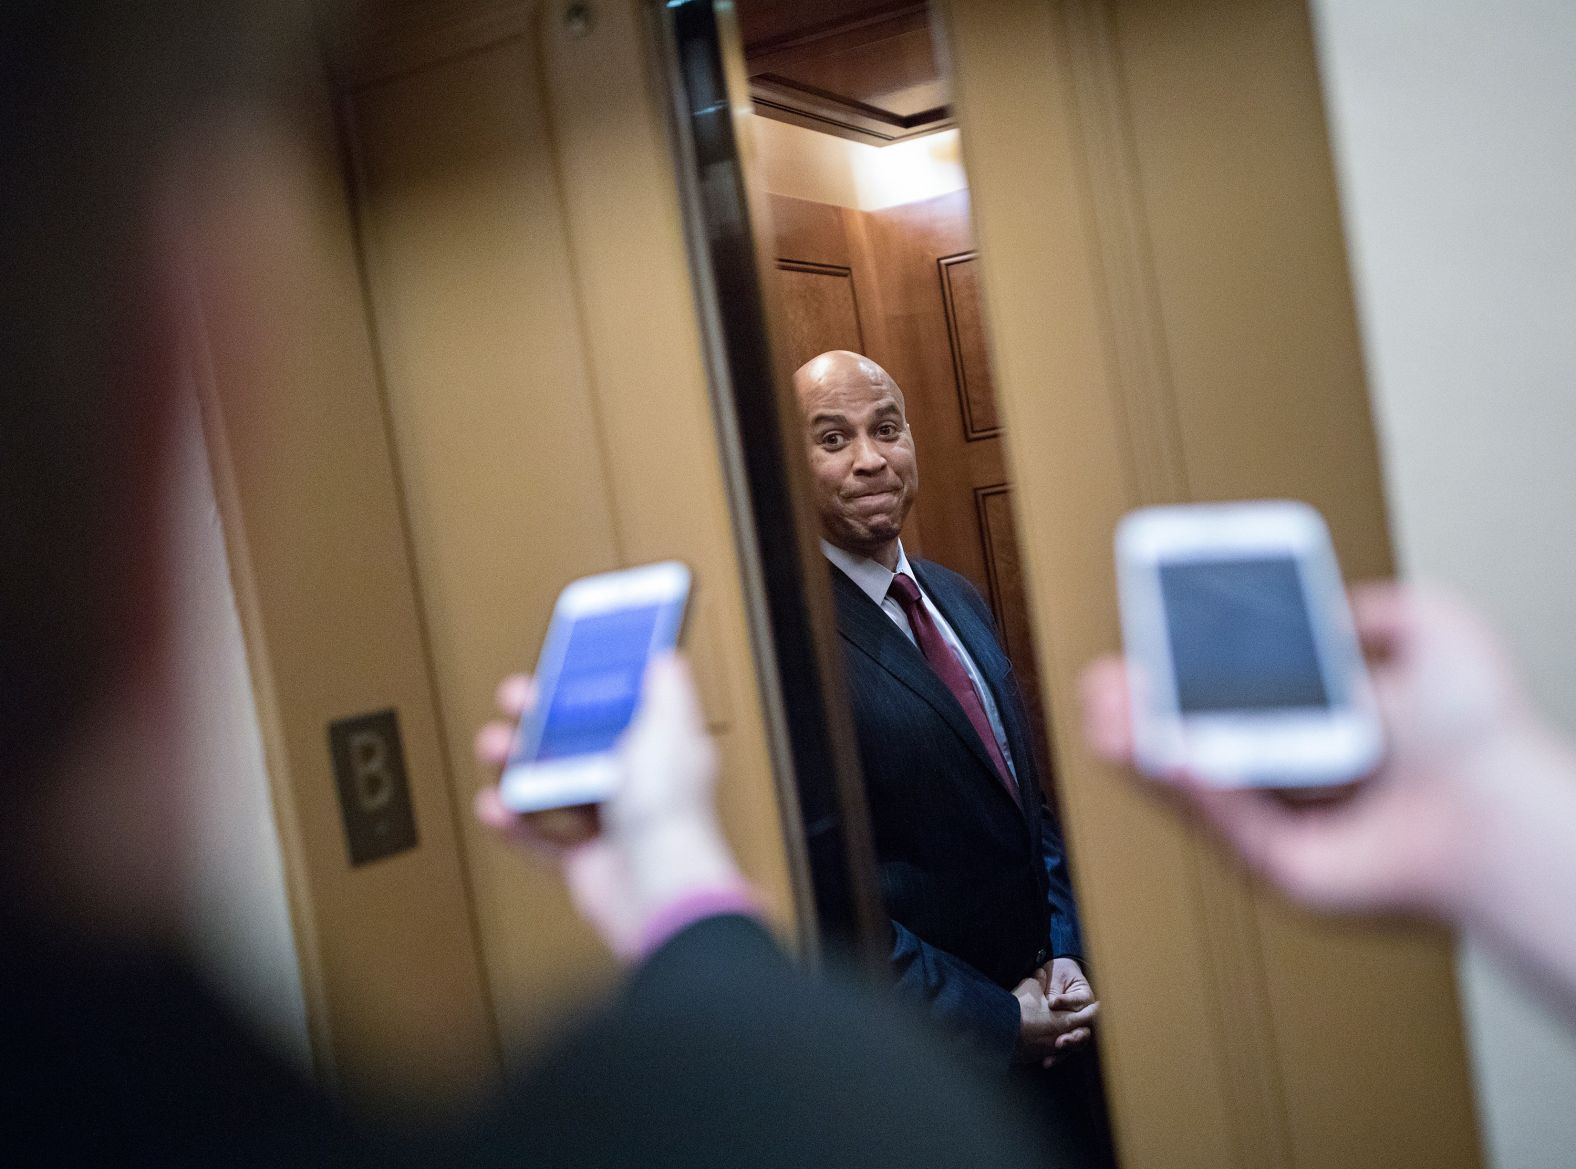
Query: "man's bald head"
791 351 918 570
792 350 906 413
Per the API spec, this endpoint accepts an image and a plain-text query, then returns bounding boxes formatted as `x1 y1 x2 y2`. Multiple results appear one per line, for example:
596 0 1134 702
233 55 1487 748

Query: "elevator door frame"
671 0 1485 1166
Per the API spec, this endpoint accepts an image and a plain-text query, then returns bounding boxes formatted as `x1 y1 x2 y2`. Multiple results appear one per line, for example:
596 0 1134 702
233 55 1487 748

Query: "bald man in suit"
794 351 1111 1161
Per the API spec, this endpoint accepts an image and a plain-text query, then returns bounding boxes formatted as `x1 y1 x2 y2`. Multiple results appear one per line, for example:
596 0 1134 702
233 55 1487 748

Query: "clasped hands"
1014 956 1098 1068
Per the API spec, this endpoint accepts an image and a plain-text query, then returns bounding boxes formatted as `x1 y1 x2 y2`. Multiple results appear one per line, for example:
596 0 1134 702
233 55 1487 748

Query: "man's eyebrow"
809 412 848 427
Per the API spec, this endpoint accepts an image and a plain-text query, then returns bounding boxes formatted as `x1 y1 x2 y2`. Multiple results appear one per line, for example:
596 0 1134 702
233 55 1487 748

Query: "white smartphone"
498 560 692 813
1115 500 1382 788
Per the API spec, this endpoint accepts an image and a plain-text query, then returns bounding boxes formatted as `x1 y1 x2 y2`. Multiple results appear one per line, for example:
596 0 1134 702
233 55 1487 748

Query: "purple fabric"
636 886 764 960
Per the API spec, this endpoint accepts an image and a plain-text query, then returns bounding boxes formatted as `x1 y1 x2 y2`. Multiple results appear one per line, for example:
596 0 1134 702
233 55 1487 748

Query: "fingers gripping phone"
1115 501 1382 788
499 561 691 813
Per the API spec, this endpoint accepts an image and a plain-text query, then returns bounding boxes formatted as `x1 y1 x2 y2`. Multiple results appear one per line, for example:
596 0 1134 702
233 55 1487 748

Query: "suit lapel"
828 564 1014 803
912 562 1036 824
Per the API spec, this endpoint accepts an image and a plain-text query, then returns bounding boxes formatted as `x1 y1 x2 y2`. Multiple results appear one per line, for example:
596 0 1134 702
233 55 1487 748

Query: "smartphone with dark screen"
1116 501 1382 788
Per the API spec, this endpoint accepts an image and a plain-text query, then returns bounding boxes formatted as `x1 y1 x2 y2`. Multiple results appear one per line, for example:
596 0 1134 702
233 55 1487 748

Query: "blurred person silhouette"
0 3 1054 1166
1081 581 1576 1024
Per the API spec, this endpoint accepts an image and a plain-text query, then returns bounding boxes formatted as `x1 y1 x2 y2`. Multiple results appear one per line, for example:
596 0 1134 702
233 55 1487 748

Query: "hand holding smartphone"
1115 501 1382 789
499 560 692 813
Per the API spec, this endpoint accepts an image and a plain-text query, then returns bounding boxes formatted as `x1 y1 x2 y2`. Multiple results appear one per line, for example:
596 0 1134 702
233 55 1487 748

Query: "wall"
750 114 863 208
170 388 312 1070
1311 3 1576 1166
323 0 797 1074
162 11 809 1101
749 114 966 211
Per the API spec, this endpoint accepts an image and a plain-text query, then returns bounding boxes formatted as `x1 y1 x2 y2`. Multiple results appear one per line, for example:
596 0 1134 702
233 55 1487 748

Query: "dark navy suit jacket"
1 909 1049 1168
829 557 1084 1064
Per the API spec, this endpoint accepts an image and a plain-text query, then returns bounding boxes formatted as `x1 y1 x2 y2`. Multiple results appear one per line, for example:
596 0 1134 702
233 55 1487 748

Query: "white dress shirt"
822 539 1018 781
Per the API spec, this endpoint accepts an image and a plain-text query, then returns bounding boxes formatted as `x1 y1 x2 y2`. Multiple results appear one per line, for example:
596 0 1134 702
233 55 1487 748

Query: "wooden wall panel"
775 262 866 373
744 5 953 145
857 190 1063 768
861 192 999 592
938 253 1001 438
763 192 908 540
973 483 1051 756
769 191 855 265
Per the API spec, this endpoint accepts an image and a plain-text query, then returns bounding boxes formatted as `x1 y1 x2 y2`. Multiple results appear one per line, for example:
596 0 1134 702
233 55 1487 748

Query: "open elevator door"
654 1 1486 1167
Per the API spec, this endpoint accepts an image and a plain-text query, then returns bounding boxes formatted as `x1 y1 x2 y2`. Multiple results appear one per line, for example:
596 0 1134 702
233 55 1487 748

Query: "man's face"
797 361 919 556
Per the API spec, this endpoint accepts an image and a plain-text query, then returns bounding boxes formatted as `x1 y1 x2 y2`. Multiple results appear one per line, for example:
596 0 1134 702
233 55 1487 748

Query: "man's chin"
833 521 902 552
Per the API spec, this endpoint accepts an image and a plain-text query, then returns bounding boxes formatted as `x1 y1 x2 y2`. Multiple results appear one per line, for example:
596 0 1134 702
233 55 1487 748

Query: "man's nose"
851 434 887 472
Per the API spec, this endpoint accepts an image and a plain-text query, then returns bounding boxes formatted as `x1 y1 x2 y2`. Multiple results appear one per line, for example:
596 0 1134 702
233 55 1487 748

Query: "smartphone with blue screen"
1116 501 1382 788
499 561 691 813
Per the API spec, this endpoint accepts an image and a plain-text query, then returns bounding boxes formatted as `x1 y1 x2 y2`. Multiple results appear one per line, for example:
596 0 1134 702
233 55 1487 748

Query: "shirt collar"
821 539 914 608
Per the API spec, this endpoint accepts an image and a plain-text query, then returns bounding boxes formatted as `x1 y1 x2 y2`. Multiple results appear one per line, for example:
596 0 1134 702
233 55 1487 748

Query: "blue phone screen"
1160 557 1329 713
518 602 677 764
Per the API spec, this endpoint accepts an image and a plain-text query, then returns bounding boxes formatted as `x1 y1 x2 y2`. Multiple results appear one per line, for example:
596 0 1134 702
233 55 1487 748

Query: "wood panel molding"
778 258 857 277
972 483 1052 772
749 82 951 147
743 3 954 145
773 260 867 374
971 483 1014 634
937 251 1001 441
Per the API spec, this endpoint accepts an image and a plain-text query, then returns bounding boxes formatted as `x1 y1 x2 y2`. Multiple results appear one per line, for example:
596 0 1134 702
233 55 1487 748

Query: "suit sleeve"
887 917 1022 1065
1038 798 1085 962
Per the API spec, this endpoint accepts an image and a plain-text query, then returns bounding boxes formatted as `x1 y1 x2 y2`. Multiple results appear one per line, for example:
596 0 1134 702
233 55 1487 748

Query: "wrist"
622 813 746 923
633 886 762 959
1012 980 1041 1023
1436 716 1576 1005
1454 719 1576 930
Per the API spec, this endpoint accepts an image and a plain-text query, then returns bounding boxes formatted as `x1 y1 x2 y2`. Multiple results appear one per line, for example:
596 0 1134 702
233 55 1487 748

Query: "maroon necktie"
887 572 1018 800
